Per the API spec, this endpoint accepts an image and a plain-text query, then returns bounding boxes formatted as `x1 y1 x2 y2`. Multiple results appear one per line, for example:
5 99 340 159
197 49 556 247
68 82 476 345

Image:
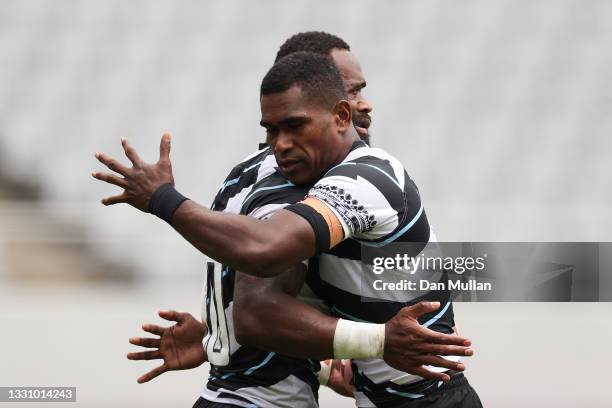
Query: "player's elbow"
238 240 291 278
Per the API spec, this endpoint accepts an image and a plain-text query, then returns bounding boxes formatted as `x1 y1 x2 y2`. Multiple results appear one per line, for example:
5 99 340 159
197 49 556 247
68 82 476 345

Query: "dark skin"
330 49 373 144
127 310 207 383
95 84 472 382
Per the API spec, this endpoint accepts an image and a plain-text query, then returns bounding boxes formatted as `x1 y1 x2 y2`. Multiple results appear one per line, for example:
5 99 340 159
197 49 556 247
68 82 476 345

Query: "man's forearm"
171 201 315 277
233 269 337 360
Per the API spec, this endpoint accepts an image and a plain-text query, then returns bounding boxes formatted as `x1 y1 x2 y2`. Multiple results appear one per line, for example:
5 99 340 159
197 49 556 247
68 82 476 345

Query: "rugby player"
95 45 481 407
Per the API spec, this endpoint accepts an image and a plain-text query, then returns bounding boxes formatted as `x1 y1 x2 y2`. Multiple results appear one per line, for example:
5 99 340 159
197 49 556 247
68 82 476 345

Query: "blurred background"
0 0 610 407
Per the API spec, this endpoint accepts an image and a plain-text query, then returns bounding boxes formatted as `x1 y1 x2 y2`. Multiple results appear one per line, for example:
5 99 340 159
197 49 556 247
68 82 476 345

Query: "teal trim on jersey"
218 160 264 194
330 305 373 323
361 203 424 248
241 181 294 211
322 160 401 189
244 352 276 375
385 387 424 399
322 161 356 177
219 177 240 194
243 161 264 173
422 301 450 328
359 162 401 189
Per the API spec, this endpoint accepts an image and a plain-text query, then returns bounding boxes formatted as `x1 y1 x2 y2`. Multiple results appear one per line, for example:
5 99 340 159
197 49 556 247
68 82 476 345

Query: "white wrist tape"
333 319 385 359
318 359 332 385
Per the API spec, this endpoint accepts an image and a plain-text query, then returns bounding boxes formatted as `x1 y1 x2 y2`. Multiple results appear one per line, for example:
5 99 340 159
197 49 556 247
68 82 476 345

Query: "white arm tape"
318 359 332 385
333 319 385 359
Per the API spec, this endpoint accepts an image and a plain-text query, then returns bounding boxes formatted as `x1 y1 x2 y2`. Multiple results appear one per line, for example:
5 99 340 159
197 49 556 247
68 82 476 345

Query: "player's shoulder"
319 141 407 193
230 144 273 177
240 169 309 216
211 144 276 211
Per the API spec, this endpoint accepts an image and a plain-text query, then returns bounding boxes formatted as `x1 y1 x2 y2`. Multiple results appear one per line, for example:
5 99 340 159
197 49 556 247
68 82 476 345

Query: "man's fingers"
414 326 471 347
126 350 162 361
142 323 165 336
121 138 143 167
137 364 167 384
341 360 353 384
101 193 129 206
410 366 451 383
92 172 128 189
158 310 184 323
95 152 130 176
129 337 161 348
159 133 171 162
416 343 474 357
415 355 466 372
403 301 441 319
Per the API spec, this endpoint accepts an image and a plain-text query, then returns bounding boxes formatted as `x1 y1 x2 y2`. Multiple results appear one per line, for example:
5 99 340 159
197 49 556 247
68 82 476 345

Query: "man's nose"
274 132 294 154
357 98 373 114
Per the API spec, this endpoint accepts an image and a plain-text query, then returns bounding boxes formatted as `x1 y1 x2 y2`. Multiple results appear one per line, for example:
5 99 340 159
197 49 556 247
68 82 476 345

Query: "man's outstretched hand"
127 310 207 384
93 133 174 211
384 301 473 383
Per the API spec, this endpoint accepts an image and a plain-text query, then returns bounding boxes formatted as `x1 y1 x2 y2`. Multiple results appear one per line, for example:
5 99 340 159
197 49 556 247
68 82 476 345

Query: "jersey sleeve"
285 161 407 253
242 174 311 266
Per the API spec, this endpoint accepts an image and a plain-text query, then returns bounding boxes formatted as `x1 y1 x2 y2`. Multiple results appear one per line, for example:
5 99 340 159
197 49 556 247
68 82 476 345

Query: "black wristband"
148 183 189 225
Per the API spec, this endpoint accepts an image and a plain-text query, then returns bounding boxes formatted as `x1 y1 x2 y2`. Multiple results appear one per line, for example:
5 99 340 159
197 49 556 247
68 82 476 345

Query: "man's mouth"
278 158 301 173
355 125 368 137
354 116 371 137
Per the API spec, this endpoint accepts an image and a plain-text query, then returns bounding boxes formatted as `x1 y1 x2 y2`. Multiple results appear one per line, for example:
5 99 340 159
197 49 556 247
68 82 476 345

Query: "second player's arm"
232 264 336 359
232 264 474 382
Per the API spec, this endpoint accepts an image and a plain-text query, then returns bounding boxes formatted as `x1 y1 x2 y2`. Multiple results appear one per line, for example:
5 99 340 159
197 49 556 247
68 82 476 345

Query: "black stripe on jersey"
353 368 450 407
208 346 318 397
325 238 428 264
214 392 255 406
210 148 272 211
325 281 454 328
240 170 309 216
307 258 454 328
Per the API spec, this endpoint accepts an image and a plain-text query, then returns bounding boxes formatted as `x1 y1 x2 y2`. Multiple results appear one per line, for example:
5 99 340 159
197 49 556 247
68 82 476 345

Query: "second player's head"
260 51 358 185
276 32 373 144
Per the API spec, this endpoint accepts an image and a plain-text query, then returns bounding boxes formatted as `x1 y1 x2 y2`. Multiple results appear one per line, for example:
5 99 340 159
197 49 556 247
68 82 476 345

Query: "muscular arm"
92 135 317 277
232 263 337 360
172 202 316 277
232 264 474 382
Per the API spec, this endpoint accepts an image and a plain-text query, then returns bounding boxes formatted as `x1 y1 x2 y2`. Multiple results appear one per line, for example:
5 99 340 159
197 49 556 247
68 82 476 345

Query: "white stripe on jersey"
340 145 406 189
200 374 318 408
222 151 279 214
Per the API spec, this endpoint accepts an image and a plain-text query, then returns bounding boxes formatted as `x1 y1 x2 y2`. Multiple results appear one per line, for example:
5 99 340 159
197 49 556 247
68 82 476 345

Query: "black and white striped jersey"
201 145 319 408
286 140 457 408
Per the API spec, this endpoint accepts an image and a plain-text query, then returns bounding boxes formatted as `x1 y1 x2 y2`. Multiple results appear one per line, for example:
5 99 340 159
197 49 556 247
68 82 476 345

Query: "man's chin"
355 127 370 145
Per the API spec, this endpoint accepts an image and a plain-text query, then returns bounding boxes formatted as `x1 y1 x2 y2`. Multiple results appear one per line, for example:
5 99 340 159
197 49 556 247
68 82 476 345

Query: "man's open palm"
127 310 207 383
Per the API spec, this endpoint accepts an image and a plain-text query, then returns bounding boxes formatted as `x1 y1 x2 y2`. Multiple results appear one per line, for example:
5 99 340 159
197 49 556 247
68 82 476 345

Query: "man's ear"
333 100 352 132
